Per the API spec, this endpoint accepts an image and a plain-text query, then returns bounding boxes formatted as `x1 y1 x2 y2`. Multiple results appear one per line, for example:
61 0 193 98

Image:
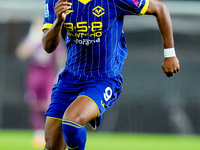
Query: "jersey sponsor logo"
73 38 100 46
78 0 91 5
64 21 102 38
92 6 105 17
45 4 49 18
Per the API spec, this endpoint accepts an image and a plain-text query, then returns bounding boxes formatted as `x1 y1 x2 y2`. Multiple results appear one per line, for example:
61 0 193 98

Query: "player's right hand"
55 0 72 23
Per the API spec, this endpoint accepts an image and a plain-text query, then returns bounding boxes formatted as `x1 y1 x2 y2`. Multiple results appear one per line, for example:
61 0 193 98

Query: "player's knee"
65 112 88 125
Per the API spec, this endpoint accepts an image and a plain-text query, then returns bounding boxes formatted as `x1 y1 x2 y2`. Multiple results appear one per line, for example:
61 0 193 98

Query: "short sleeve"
117 0 149 16
42 0 58 31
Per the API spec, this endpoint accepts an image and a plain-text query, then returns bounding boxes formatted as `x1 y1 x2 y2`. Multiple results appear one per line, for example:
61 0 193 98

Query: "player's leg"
31 99 47 148
32 82 51 148
44 117 66 150
61 74 123 150
62 95 99 150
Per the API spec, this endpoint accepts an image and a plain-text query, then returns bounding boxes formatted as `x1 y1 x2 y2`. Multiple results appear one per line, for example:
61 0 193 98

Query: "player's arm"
42 0 72 53
146 0 180 77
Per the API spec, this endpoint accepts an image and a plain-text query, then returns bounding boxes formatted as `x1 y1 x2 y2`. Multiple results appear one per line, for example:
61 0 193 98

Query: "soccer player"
42 0 180 150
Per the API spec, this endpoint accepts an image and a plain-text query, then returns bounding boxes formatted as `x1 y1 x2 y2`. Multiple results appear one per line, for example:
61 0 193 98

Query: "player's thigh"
45 117 66 150
63 95 99 125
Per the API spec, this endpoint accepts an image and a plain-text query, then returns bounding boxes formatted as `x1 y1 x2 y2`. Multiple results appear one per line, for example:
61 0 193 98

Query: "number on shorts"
104 87 112 101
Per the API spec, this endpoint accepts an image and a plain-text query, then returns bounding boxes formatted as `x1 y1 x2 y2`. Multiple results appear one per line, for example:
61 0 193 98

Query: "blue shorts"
45 71 123 129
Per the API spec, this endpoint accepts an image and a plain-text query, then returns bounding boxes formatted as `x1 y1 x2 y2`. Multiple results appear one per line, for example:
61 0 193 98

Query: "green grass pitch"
0 130 200 150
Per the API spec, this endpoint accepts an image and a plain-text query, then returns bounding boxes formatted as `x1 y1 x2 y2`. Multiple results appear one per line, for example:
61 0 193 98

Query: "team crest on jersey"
78 0 91 5
92 6 105 17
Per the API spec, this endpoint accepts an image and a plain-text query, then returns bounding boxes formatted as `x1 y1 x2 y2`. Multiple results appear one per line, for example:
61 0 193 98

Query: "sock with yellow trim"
62 120 87 150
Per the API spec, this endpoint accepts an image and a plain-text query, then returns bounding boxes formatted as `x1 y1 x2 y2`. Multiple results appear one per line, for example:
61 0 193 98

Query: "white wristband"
164 47 176 58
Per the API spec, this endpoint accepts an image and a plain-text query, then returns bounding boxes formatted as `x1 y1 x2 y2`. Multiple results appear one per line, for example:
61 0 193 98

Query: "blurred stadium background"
0 0 200 149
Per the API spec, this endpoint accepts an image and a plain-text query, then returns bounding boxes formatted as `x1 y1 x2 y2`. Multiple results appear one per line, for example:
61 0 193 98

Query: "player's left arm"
145 0 180 77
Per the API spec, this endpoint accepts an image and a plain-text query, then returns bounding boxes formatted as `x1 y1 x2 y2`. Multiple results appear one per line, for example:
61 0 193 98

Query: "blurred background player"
16 18 65 148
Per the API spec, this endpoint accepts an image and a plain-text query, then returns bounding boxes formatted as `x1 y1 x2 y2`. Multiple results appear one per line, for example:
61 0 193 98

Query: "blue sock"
62 120 87 150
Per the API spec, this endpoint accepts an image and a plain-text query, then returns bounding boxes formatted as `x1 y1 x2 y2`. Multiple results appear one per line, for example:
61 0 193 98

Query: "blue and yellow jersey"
43 0 149 79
